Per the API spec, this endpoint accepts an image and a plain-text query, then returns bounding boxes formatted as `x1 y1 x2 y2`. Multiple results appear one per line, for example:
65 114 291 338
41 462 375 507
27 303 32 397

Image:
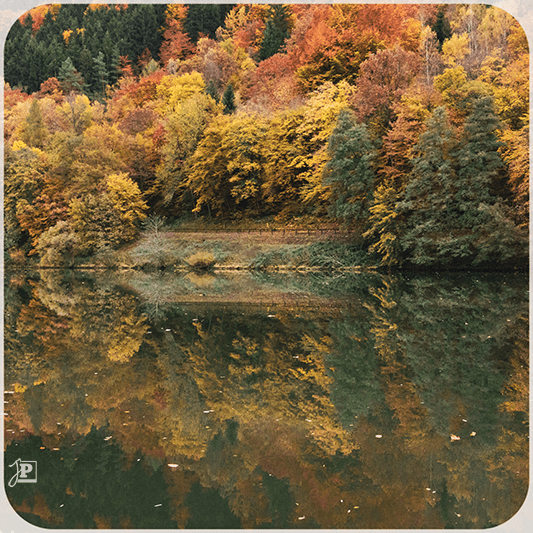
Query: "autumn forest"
3 4 530 529
3 3 530 269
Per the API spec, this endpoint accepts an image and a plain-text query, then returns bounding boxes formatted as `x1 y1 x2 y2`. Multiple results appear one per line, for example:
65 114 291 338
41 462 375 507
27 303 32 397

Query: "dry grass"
184 251 217 270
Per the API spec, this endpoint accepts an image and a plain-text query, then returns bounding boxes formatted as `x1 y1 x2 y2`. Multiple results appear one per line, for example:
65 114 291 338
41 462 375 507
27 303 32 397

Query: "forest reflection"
4 270 528 529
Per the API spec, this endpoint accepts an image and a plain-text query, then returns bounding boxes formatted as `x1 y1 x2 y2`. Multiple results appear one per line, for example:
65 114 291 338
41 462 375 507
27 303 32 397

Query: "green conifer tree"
222 83 236 115
323 109 376 226
454 96 525 266
58 57 84 94
432 6 451 49
93 51 109 98
399 102 523 267
205 80 220 103
258 5 292 61
399 106 457 265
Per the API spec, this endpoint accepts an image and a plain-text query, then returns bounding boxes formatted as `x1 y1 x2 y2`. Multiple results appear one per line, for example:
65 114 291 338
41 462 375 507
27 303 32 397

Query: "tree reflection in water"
4 270 528 529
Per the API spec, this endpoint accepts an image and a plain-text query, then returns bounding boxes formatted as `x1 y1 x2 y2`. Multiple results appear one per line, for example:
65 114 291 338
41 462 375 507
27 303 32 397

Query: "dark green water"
4 269 529 529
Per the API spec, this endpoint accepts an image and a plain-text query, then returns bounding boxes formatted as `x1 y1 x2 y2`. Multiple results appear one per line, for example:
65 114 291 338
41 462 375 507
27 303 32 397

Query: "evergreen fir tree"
93 51 109 98
122 4 161 70
398 102 522 268
58 57 84 94
432 6 451 50
399 106 458 266
205 80 220 103
258 4 292 61
455 96 504 211
222 83 236 114
453 96 524 266
26 39 49 93
184 4 233 42
4 20 32 88
44 38 65 81
323 109 376 226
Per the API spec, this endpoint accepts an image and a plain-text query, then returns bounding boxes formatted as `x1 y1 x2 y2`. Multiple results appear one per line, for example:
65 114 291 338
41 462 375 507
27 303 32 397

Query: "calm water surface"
4 269 529 529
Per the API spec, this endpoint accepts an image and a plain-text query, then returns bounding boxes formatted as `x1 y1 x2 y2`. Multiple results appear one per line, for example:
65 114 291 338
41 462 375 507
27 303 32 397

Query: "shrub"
35 221 79 267
185 251 217 270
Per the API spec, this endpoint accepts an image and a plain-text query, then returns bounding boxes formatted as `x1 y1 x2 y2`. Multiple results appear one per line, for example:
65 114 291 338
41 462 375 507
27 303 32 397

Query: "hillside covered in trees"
4 3 529 269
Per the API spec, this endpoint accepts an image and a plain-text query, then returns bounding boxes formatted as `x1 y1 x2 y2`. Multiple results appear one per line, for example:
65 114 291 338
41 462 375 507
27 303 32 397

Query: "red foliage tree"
119 55 134 78
36 78 63 101
351 47 422 133
242 53 301 110
160 20 195 65
4 84 30 111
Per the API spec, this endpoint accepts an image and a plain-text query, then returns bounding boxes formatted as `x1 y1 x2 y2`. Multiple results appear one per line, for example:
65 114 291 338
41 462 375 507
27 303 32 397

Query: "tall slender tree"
222 82 236 114
398 106 457 265
323 109 376 226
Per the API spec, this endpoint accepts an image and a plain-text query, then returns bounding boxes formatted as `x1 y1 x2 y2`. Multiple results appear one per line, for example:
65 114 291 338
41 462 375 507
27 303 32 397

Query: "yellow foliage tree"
106 173 148 236
156 72 206 113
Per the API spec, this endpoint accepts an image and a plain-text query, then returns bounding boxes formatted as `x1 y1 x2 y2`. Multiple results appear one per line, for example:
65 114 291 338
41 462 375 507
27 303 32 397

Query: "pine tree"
432 6 451 50
205 80 220 103
58 57 84 94
455 96 503 217
323 109 376 226
258 5 292 61
4 19 32 89
398 101 522 267
122 4 162 70
399 106 458 266
184 4 232 42
26 40 48 93
454 96 525 266
44 38 65 81
93 51 108 98
222 83 236 114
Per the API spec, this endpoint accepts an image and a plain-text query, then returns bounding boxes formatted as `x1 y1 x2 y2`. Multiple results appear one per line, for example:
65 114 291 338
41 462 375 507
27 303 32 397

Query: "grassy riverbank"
67 227 376 272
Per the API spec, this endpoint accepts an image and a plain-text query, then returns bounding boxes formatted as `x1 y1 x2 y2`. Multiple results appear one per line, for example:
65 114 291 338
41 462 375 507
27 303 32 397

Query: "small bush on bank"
185 251 217 270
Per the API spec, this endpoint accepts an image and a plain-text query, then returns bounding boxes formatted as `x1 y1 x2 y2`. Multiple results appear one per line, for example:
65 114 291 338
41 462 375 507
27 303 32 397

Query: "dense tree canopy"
4 3 529 269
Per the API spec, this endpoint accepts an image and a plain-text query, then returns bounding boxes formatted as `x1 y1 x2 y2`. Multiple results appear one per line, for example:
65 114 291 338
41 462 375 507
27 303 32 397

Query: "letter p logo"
8 459 37 486
19 462 34 479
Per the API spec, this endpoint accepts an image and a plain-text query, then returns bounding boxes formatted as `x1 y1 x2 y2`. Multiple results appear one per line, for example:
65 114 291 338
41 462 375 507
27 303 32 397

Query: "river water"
4 269 529 529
